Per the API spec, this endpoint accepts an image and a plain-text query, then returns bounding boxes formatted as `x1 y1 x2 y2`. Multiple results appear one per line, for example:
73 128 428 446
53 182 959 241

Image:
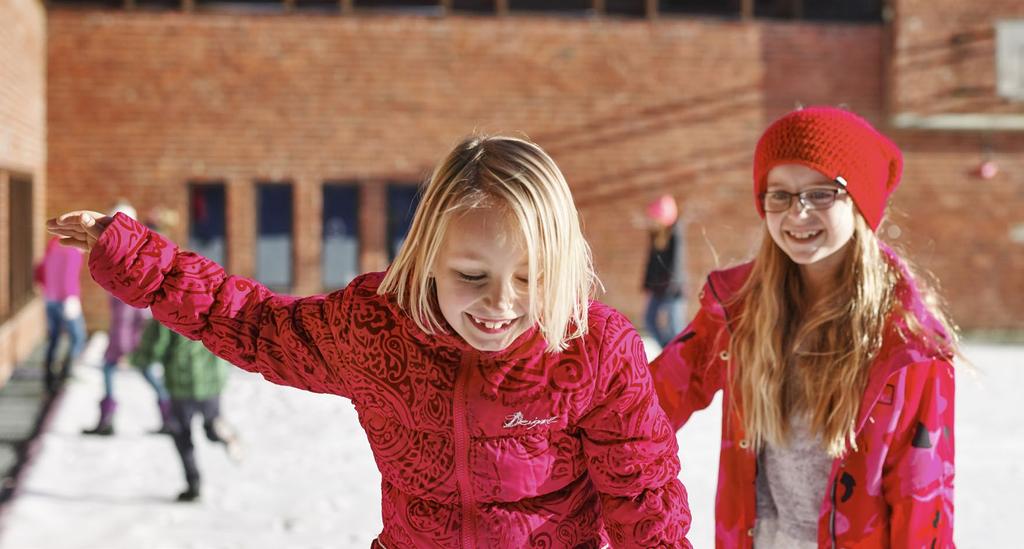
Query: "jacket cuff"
89 212 176 308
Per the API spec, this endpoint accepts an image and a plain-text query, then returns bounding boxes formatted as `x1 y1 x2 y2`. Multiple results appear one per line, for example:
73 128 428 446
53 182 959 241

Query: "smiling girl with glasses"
650 106 958 548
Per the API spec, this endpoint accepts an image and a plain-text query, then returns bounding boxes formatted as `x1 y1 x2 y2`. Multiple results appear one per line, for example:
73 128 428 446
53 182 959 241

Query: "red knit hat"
753 106 903 230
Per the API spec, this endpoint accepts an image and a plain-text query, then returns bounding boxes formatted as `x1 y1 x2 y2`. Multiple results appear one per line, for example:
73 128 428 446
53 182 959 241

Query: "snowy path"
0 340 1019 548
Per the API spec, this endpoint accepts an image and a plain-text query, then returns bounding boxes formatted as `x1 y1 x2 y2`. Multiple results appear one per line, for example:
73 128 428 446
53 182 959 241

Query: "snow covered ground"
0 338 1019 548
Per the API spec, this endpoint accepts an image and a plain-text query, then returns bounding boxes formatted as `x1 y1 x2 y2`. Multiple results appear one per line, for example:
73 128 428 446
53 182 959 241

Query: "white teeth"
476 317 513 330
787 230 821 239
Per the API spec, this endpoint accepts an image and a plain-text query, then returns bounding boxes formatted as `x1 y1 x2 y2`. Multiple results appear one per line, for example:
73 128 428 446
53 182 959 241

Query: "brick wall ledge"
891 113 1024 131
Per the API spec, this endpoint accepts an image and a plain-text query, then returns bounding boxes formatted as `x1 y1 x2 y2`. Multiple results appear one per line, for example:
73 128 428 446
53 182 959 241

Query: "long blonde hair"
378 135 597 353
729 213 957 457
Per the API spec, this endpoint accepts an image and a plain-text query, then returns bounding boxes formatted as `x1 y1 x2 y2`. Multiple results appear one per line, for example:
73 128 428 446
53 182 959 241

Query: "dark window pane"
660 0 738 17
451 0 494 14
355 0 444 14
195 0 286 13
7 177 34 320
509 0 590 14
294 0 340 12
604 0 645 17
134 0 180 10
802 0 881 21
387 184 421 261
755 0 881 21
46 0 121 7
322 183 360 289
189 183 227 266
256 183 293 291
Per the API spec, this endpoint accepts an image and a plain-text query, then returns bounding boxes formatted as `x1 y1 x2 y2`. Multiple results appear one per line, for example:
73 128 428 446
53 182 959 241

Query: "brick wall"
0 0 47 384
886 0 1024 330
892 0 1024 116
45 8 1022 335
886 130 1024 329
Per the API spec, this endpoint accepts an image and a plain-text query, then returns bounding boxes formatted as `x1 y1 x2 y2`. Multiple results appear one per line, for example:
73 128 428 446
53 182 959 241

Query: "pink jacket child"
650 107 956 548
37 236 84 302
36 236 87 392
650 256 954 548
75 136 693 548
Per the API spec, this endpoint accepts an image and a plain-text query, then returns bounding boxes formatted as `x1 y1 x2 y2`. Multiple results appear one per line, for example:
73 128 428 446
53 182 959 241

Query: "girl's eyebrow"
446 247 493 261
448 256 530 272
766 180 837 189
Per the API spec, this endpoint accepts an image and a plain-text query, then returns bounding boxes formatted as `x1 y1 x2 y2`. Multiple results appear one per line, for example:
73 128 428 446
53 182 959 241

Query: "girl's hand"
46 210 113 253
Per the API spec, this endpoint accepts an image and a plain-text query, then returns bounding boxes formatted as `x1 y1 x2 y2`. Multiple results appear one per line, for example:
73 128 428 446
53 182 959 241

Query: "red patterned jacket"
90 213 692 548
650 250 954 548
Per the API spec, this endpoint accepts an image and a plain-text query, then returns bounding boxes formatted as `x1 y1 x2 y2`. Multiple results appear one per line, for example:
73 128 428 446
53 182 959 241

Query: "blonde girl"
650 107 956 548
49 135 692 548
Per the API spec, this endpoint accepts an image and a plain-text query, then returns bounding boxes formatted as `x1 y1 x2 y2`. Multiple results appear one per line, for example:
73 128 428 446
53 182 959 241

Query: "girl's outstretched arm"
48 211 355 398
578 310 693 548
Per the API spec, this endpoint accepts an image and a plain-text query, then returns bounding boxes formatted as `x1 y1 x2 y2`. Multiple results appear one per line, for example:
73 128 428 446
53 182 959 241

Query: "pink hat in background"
646 194 678 228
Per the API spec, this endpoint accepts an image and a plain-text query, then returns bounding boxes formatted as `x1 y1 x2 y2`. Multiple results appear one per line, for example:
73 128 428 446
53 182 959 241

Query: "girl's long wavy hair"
728 213 957 457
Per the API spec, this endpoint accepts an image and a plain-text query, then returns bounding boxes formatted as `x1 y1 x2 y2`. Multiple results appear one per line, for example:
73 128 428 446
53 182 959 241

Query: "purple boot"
82 397 117 436
153 399 173 435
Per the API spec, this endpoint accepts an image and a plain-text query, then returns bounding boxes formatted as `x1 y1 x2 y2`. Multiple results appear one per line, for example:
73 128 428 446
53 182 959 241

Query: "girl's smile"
465 312 521 334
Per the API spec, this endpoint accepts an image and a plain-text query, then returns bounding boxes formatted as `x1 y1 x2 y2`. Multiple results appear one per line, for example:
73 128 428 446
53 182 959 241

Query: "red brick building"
0 0 47 382
2 0 1023 382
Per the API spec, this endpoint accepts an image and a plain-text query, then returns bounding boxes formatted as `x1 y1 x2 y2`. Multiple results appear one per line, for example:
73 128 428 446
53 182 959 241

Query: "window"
294 0 340 12
451 0 494 14
509 0 591 15
133 0 180 10
194 0 285 12
387 183 421 261
322 183 360 289
604 0 646 17
45 0 121 7
256 182 294 291
660 0 736 18
754 0 881 21
188 183 227 266
6 175 33 321
354 0 443 14
997 20 1024 101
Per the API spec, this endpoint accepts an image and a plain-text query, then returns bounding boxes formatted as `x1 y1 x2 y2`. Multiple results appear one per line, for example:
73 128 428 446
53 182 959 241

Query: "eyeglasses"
760 188 848 213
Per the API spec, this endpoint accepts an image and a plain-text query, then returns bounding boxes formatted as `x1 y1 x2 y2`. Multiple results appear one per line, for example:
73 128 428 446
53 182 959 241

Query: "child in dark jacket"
642 194 686 348
131 318 241 502
48 135 692 547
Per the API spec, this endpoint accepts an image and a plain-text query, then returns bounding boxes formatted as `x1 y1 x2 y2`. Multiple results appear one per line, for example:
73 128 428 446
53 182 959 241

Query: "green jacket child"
131 319 239 502
131 320 229 400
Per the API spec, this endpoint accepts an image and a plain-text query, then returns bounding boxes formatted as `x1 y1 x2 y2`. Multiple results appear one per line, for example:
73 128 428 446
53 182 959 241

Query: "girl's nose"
488 279 516 311
789 198 812 218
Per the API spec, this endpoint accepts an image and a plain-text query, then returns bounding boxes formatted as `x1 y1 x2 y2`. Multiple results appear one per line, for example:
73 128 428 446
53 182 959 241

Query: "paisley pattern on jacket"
89 213 692 548
649 248 955 548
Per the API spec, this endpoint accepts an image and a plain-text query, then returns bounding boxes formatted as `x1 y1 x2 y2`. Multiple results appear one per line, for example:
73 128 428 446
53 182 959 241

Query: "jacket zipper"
454 354 476 549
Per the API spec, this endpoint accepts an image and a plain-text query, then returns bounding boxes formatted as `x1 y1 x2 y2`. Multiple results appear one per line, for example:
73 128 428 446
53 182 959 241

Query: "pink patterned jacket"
89 213 692 548
650 250 955 549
